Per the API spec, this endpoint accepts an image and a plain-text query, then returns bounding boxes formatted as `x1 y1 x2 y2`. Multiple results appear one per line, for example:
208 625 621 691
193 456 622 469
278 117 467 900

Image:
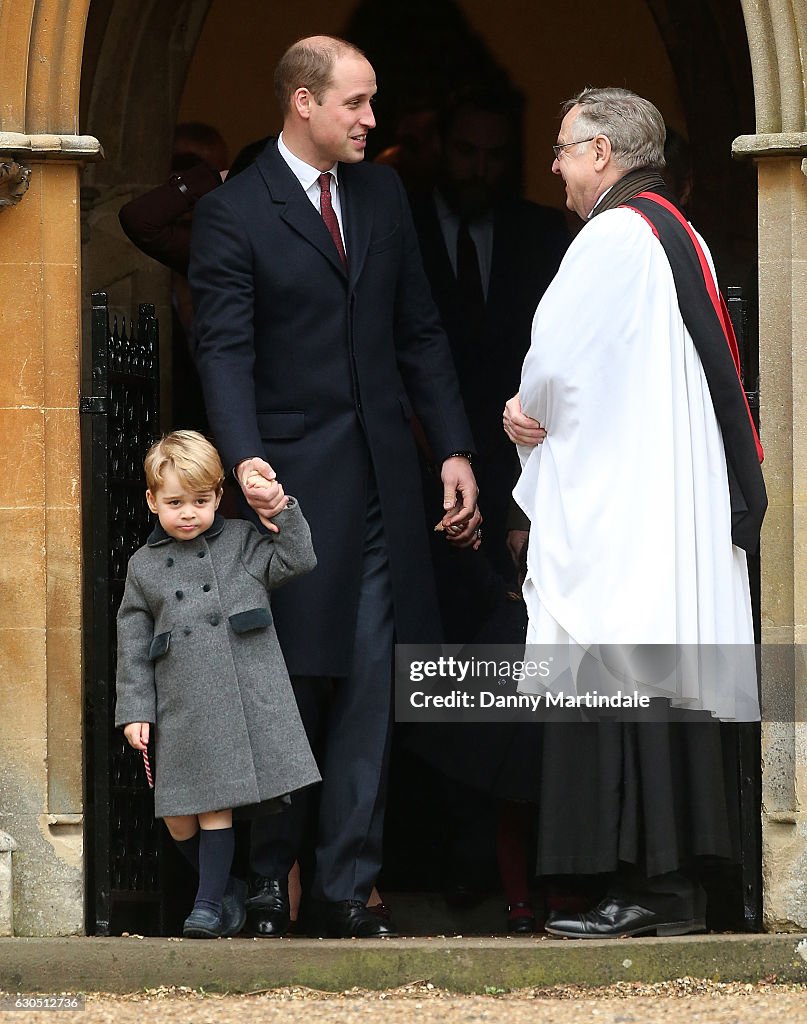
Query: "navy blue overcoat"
190 141 474 676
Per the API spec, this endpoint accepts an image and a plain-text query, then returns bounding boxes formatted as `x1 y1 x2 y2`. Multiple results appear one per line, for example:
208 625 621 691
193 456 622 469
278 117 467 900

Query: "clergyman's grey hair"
561 87 666 170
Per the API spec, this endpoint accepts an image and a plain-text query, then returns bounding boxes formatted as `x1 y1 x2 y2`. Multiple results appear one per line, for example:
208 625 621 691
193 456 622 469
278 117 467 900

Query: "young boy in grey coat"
115 431 321 938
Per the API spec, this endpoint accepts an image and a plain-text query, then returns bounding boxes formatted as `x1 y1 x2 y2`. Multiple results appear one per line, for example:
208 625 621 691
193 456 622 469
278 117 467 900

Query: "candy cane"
142 749 154 789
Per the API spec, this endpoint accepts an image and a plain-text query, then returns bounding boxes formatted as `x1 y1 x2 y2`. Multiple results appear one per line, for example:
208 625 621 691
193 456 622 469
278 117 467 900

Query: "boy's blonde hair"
144 431 225 495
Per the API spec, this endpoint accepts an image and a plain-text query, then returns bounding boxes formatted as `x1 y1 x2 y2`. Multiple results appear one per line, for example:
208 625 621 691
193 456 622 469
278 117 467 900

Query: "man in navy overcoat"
189 34 479 938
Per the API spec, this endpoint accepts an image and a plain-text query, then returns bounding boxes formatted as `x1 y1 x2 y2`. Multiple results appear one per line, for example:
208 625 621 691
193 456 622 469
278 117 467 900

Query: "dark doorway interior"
81 0 762 936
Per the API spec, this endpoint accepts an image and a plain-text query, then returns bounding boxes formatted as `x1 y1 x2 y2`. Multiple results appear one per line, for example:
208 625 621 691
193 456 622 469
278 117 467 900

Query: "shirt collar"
146 512 227 547
277 132 339 192
433 188 493 227
588 184 613 219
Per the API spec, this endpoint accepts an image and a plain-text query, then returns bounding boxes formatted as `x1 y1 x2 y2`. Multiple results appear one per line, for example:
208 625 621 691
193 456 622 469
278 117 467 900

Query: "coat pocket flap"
229 607 272 633
257 411 305 439
148 632 171 660
368 224 400 254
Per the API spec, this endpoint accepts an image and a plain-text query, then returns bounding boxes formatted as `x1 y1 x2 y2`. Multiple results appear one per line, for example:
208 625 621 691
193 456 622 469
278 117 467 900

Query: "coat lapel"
257 142 347 278
340 166 373 291
417 197 456 294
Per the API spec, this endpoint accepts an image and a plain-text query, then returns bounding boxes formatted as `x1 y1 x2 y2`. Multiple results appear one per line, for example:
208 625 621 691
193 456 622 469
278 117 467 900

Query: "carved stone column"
736 0 807 931
734 131 807 931
0 133 100 935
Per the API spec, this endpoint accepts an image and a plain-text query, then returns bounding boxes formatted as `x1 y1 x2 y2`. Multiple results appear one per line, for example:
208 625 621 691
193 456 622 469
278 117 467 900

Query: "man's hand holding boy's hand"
124 722 150 750
237 457 288 532
435 455 482 550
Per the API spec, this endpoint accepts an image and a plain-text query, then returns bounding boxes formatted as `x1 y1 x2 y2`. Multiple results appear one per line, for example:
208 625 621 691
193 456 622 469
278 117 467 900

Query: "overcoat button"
176 590 184 599
166 557 174 567
208 614 220 626
198 550 206 558
202 584 211 592
183 627 191 636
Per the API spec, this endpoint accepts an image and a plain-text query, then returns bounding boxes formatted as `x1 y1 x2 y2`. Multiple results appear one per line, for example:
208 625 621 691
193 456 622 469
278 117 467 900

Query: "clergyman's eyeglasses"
552 137 596 159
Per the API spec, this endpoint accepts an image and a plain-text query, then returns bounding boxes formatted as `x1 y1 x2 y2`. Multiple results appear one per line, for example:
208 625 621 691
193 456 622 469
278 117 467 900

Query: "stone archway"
0 0 96 937
0 0 214 936
733 0 807 932
0 0 804 934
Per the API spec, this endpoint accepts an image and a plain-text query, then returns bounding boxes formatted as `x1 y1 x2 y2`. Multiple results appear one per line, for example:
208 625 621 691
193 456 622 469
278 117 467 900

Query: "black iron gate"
81 292 164 935
726 285 763 932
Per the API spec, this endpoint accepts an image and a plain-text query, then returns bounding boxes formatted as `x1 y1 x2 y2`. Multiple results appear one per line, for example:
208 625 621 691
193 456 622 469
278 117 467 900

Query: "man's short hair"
274 36 366 112
561 87 666 171
144 431 224 495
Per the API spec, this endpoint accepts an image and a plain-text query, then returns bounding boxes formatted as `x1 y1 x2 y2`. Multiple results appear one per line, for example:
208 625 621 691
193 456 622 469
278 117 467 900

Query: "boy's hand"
237 457 289 533
124 722 150 750
256 504 285 532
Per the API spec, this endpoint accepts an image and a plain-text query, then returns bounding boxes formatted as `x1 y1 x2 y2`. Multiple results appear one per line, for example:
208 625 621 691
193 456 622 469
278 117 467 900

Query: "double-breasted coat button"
202 584 211 592
208 613 220 626
176 590 184 600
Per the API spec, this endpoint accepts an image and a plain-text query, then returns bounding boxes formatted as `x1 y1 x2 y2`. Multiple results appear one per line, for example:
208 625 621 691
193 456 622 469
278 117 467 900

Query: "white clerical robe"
513 207 759 721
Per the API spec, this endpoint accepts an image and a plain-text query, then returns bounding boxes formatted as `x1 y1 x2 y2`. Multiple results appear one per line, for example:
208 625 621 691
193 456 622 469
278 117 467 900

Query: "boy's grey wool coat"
115 500 321 818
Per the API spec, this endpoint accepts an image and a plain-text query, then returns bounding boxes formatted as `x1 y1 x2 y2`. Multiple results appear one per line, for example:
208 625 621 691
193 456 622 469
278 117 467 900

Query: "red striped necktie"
318 172 347 269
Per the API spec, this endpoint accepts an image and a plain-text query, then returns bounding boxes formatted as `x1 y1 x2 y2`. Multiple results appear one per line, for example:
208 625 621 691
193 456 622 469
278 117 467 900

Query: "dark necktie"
456 219 485 343
318 172 347 269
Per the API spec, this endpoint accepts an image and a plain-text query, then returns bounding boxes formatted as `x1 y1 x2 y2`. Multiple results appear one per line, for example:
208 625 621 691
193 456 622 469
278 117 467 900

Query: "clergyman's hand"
503 394 547 447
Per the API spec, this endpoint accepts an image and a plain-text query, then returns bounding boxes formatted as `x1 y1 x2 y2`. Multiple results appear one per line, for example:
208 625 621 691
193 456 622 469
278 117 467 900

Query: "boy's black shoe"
183 906 224 939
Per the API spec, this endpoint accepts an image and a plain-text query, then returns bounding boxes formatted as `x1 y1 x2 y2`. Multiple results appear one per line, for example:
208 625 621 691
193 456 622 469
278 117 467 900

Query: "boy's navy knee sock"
173 832 200 872
194 827 235 915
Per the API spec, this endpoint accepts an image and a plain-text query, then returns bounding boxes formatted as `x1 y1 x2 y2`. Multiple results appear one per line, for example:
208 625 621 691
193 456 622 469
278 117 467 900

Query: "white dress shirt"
433 188 494 300
277 133 347 253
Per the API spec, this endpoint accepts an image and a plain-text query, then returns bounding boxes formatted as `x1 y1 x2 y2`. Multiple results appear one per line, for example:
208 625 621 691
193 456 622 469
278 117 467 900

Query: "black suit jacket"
411 194 569 576
189 141 474 675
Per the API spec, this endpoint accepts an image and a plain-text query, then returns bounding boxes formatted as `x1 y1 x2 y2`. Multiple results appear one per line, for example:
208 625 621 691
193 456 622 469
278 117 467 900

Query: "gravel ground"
2 981 806 1023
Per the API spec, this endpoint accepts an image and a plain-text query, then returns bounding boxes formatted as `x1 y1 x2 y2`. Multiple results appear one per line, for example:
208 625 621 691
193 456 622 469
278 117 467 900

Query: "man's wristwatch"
445 451 473 465
169 173 189 195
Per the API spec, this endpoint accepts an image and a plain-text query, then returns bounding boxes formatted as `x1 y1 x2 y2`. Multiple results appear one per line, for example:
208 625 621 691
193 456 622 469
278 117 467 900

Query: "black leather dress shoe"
545 891 706 939
245 875 290 937
506 901 539 934
367 901 393 923
323 899 398 938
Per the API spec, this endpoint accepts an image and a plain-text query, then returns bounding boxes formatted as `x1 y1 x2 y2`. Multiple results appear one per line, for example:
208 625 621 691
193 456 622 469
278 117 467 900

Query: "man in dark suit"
189 35 480 939
410 87 568 586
